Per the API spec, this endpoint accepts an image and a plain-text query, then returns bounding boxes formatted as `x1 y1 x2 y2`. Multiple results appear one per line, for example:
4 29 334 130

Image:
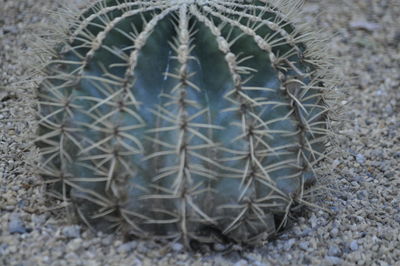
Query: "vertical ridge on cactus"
35 0 338 248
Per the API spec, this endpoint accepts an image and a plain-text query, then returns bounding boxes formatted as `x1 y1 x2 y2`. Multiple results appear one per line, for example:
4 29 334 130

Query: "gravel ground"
1 0 399 265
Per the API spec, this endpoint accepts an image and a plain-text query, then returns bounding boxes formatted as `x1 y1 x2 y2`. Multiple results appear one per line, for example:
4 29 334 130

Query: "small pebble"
330 228 339 238
299 241 309 251
309 214 318 228
325 256 343 265
2 25 18 34
65 252 79 261
234 259 248 266
67 238 82 252
350 240 359 251
101 235 113 246
62 225 80 238
284 238 296 251
356 153 366 164
0 244 8 256
8 213 27 234
357 190 368 200
117 241 137 254
328 245 341 256
213 243 227 252
171 243 183 252
302 228 312 236
349 20 381 32
394 214 400 224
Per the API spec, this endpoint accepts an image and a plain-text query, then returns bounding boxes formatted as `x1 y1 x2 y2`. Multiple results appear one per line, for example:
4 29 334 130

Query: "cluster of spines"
34 0 338 247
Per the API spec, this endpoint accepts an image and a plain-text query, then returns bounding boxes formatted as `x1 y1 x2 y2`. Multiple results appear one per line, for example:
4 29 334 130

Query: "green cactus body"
36 0 335 247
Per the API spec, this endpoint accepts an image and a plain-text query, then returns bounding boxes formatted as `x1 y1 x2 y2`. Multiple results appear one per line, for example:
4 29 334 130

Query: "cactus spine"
35 0 337 248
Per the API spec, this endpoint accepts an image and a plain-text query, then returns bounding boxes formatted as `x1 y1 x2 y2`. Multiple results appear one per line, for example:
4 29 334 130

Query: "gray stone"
330 205 340 213
327 245 341 256
101 235 114 246
284 238 295 251
349 20 381 32
356 190 368 200
67 238 83 252
394 214 400 224
171 242 183 252
65 252 79 261
309 213 318 228
325 256 343 265
117 241 137 253
349 240 359 251
352 175 364 182
330 228 339 238
0 244 8 256
356 153 365 164
8 213 27 234
62 225 81 238
2 25 18 34
213 243 228 252
299 241 309 251
302 228 313 236
32 214 48 227
234 259 248 266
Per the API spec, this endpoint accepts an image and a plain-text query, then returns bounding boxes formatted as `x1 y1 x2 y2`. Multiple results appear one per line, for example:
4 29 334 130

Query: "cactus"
35 0 337 248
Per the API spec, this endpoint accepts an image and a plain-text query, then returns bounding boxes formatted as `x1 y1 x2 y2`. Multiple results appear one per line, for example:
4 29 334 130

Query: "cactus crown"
35 0 338 249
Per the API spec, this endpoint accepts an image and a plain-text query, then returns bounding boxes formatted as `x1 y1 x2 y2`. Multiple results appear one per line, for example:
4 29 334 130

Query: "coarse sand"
1 0 399 265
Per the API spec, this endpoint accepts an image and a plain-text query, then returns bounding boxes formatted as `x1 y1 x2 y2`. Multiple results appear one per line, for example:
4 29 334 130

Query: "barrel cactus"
35 0 336 248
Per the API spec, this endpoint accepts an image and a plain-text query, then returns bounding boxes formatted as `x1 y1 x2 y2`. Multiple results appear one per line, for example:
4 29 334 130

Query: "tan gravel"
1 0 399 265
